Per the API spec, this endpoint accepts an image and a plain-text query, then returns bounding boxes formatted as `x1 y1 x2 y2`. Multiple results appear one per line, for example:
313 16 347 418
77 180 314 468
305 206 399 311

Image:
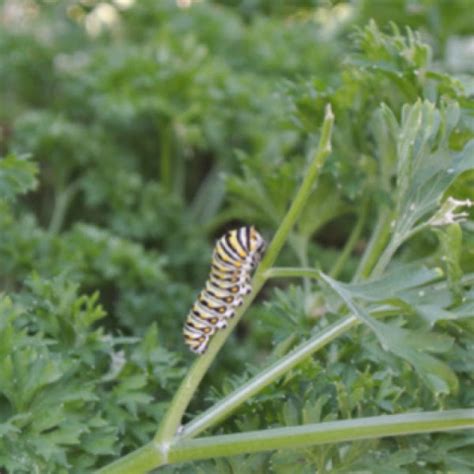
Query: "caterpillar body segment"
182 325 211 354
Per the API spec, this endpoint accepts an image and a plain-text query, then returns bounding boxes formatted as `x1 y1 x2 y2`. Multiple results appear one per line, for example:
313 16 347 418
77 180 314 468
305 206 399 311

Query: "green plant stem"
370 221 433 279
330 200 368 279
96 443 164 474
98 410 474 472
265 267 322 280
153 284 262 445
179 264 474 441
370 239 400 278
258 103 334 274
100 104 334 473
179 314 357 439
178 265 364 439
48 179 80 234
352 208 394 282
172 410 474 462
153 104 334 447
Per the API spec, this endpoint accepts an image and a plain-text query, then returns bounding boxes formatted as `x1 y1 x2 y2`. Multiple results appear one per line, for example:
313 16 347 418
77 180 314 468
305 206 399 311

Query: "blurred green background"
1 0 474 472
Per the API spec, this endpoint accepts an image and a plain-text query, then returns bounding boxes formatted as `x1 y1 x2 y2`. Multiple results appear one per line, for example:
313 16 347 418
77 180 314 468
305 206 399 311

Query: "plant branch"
153 285 262 444
370 219 437 279
98 410 474 472
258 104 334 274
370 239 401 278
179 314 357 439
264 267 322 280
152 104 334 447
172 410 474 462
96 443 164 474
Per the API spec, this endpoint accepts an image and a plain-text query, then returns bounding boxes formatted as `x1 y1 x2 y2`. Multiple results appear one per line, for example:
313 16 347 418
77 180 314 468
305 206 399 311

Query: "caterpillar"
183 226 266 354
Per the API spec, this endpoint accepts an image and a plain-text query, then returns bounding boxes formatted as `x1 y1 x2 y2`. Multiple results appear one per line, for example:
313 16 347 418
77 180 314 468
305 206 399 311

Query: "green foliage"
0 154 37 200
1 0 474 472
0 278 183 472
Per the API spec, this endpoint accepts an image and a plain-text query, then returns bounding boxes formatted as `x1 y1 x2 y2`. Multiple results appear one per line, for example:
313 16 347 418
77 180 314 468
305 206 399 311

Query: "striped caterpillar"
183 226 266 354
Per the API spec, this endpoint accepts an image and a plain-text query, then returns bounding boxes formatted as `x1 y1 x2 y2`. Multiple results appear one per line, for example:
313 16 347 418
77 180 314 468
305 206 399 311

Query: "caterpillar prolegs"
183 226 266 354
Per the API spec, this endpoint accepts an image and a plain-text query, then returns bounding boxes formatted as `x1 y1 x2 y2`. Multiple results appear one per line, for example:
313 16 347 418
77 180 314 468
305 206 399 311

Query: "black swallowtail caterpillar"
183 226 266 354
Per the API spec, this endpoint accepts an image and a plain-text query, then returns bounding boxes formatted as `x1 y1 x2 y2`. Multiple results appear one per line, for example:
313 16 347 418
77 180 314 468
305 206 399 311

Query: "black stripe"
215 241 241 266
210 262 246 279
183 324 201 336
224 232 245 260
221 238 242 263
237 227 247 253
207 278 241 294
195 299 226 318
210 274 247 287
199 297 228 314
211 259 235 274
192 308 216 320
203 288 228 304
189 309 218 327
187 319 213 334
213 247 239 269
210 268 237 282
206 287 236 305
206 278 232 292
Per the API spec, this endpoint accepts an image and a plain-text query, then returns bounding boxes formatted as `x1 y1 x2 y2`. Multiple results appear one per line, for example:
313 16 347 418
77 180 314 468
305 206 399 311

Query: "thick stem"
96 443 164 474
265 267 322 280
172 410 474 462
98 410 474 472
